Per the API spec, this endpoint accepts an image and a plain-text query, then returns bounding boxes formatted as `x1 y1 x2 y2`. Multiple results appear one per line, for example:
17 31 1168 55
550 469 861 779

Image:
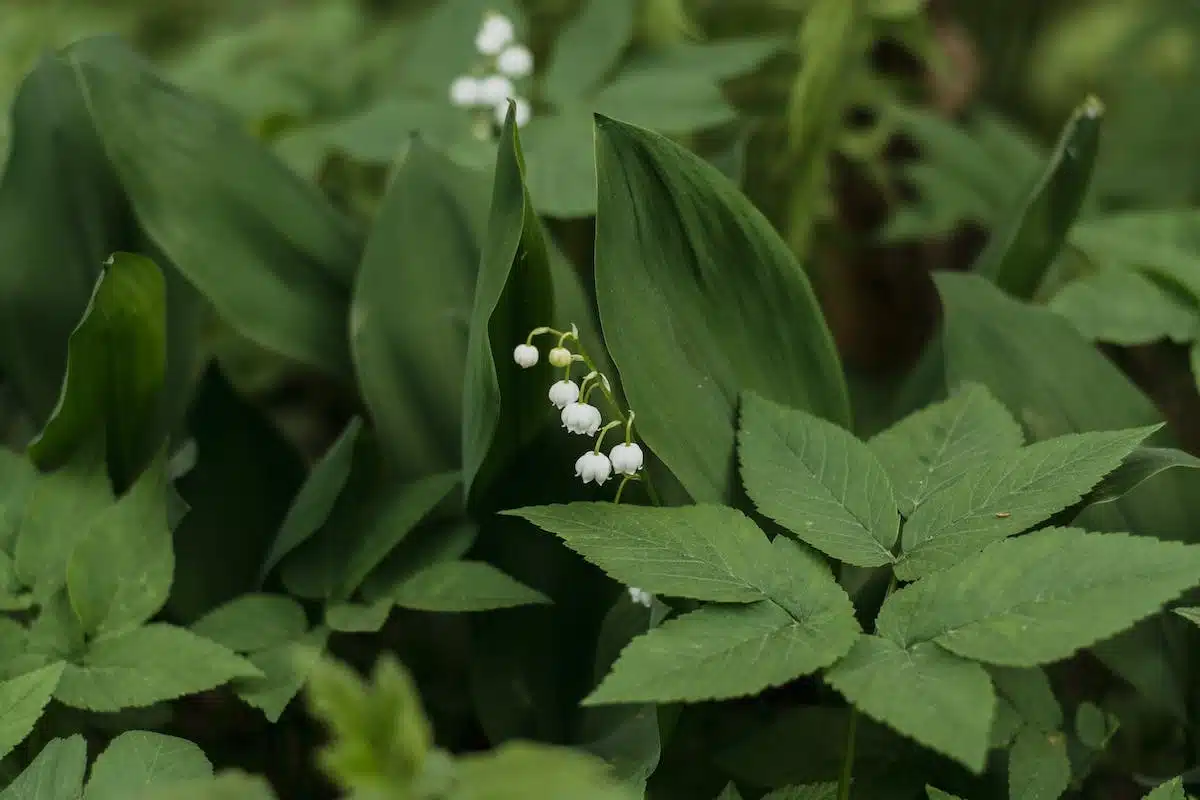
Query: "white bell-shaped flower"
548 380 580 409
628 587 653 608
497 44 534 77
512 343 538 368
561 402 602 436
449 75 481 107
494 96 532 128
548 346 572 368
575 451 613 486
475 12 515 55
477 74 514 106
609 442 644 475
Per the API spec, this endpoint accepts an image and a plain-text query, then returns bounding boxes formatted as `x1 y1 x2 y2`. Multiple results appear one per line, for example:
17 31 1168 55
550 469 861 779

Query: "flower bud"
477 74 515 106
449 75 481 107
548 380 580 409
575 451 613 486
548 346 572 368
609 442 644 475
475 12 514 55
561 402 602 436
512 343 538 368
497 45 534 77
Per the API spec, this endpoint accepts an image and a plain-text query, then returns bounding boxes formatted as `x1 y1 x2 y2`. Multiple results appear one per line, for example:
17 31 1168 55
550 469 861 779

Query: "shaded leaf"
1009 728 1070 800
0 735 87 800
0 664 66 761
542 0 635 105
325 601 392 634
989 667 1062 733
236 627 329 723
189 594 308 653
452 742 638 800
1049 267 1199 346
390 561 549 612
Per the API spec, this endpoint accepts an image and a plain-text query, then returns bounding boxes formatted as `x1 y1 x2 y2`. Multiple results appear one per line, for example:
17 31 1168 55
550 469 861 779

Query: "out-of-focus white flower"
513 343 538 368
609 442 644 476
548 346 572 368
478 74 515 106
575 451 613 485
497 44 534 77
628 587 653 608
548 380 580 409
449 75 482 107
495 96 532 127
476 12 515 55
561 402 602 436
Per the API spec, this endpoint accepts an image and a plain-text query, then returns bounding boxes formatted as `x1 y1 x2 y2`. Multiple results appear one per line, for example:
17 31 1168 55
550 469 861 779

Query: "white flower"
548 380 580 409
513 343 538 368
575 451 613 485
628 587 653 608
609 442 644 475
497 44 534 77
449 75 481 107
561 402 602 436
495 96 532 128
475 12 514 55
548 346 572 368
478 74 515 106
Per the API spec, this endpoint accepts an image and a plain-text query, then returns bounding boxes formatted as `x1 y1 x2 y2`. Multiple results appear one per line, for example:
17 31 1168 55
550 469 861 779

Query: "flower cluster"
513 325 646 497
449 11 534 130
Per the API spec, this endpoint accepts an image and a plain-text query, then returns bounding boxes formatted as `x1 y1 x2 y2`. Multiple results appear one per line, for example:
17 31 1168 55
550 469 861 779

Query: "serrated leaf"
869 382 1023 515
260 417 362 581
16 443 114 599
134 772 278 800
189 594 308 653
716 784 744 800
992 697 1023 750
1049 267 1199 346
825 636 994 773
83 731 212 800
1083 447 1200 508
1144 777 1188 800
0 663 66 761
0 735 87 800
896 427 1156 579
452 742 638 800
390 561 548 612
1009 728 1070 800
542 0 634 104
325 601 392 633
67 454 173 637
587 536 858 705
28 252 166 490
235 627 328 723
880 528 1200 666
989 667 1062 733
507 503 772 603
54 624 261 712
738 392 898 566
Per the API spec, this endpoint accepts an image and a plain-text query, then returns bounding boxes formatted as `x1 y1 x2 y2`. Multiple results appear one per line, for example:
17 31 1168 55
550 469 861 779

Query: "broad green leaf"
236 627 329 723
738 392 899 566
506 503 772 602
360 520 479 604
259 417 361 581
0 735 87 800
54 624 261 712
628 38 787 81
989 667 1062 733
896 427 1155 579
351 141 486 477
325 601 392 634
189 594 308 653
170 367 305 620
1049 267 1199 346
84 732 212 800
305 655 431 795
880 528 1200 666
1009 728 1070 800
825 636 994 773
452 742 639 800
16 443 114 598
521 113 597 218
868 382 1023 515
134 772 278 800
992 698 1023 750
0 451 37 554
1144 777 1188 800
975 97 1103 300
1083 447 1200 508
1069 211 1200 308
593 71 736 134
542 0 635 105
28 253 165 489
594 115 848 503
461 105 555 506
281 469 458 601
390 561 548 612
0 664 66 761
68 37 359 377
24 593 85 669
1075 701 1118 750
67 454 172 637
586 536 858 705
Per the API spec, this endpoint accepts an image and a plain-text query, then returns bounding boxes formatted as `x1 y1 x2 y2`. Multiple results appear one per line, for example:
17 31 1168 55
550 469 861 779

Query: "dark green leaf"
593 71 736 134
989 667 1062 733
1049 267 1199 346
975 97 1103 300
628 38 787 80
325 601 392 634
452 742 638 800
0 664 66 761
593 115 848 503
1083 447 1200 508
190 594 308 653
521 112 597 218
83 732 212 800
390 561 549 612
236 627 329 723
543 0 635 105
1009 728 1070 800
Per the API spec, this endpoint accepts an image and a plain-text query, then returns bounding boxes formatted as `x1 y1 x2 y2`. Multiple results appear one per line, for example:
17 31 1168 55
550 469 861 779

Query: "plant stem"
837 710 858 800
